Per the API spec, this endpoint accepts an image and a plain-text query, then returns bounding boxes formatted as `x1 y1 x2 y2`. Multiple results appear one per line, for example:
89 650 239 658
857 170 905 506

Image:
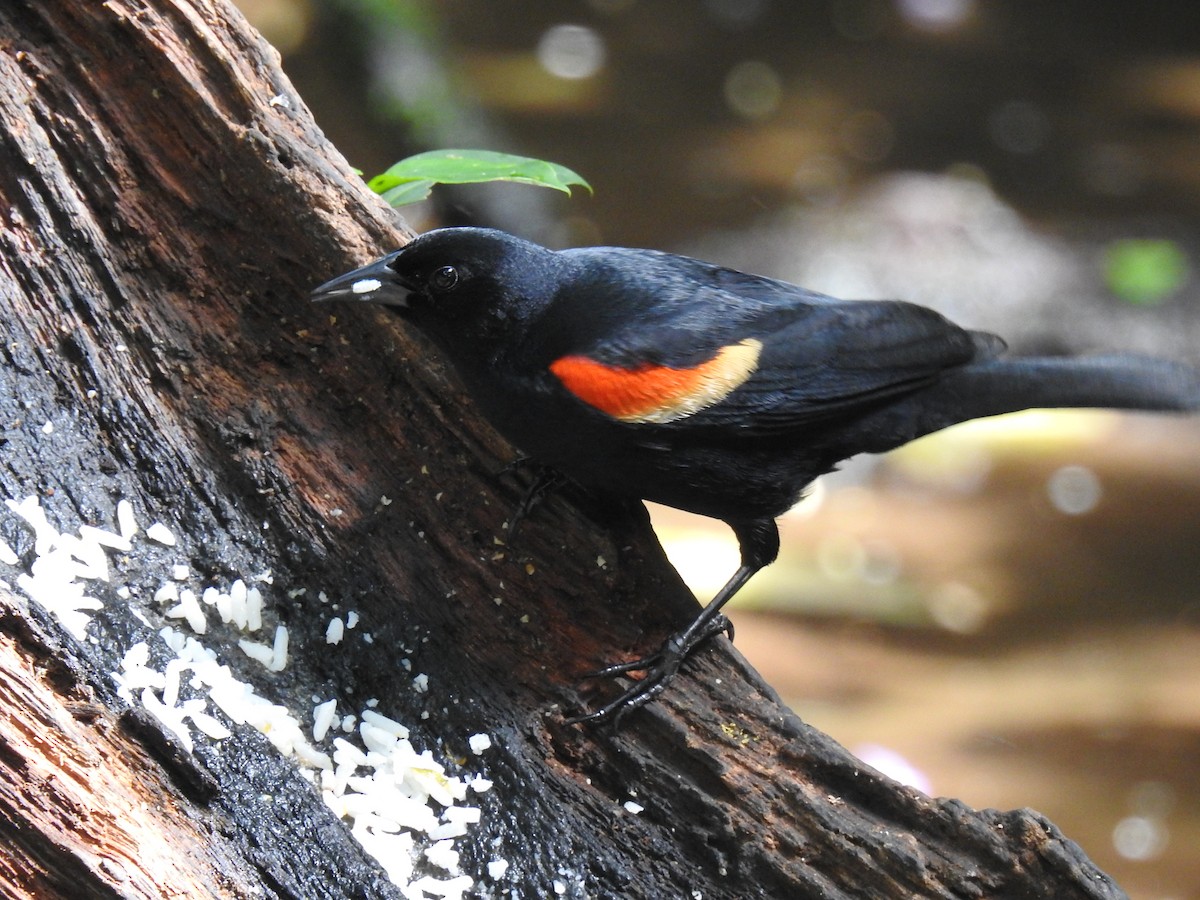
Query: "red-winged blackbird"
313 227 1200 724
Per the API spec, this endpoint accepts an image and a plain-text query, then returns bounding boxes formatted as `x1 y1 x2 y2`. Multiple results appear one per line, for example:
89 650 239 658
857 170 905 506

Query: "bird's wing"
543 254 1003 433
697 298 1003 435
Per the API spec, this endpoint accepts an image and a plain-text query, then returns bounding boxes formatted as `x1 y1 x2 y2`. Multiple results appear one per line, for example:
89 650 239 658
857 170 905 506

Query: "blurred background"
246 1 1200 895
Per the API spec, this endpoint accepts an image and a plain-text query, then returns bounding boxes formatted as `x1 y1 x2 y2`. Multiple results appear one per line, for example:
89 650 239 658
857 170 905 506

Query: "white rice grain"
189 710 233 741
361 709 409 738
67 532 110 581
487 859 509 880
178 588 206 634
51 533 107 582
146 522 176 546
161 658 186 708
16 566 101 641
468 733 492 755
359 723 399 755
215 591 233 623
78 524 132 553
116 500 138 539
238 638 275 668
442 806 481 825
294 740 333 771
331 737 369 768
159 625 187 654
313 698 338 742
427 821 469 841
269 624 289 672
111 641 166 700
153 582 179 605
6 496 57 555
2 491 494 898
230 578 248 630
246 586 263 632
423 838 460 871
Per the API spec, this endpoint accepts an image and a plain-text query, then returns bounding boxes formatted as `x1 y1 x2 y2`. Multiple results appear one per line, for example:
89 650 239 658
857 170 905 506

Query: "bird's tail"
854 354 1200 452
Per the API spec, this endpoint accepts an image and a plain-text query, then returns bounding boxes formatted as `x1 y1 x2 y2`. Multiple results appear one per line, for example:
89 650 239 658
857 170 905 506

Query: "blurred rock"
687 172 1200 364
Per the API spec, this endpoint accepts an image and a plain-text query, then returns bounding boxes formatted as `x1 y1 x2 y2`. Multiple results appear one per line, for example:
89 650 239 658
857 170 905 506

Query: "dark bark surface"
0 1 1127 897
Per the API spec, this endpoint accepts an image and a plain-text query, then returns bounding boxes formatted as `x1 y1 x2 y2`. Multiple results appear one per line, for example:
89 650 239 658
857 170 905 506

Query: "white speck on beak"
351 278 382 295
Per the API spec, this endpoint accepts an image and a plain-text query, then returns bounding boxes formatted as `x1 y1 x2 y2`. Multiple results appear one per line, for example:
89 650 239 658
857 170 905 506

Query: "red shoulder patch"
549 339 762 424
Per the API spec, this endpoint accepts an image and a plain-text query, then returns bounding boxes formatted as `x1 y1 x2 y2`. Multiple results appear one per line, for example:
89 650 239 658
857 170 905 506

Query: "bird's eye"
429 265 460 292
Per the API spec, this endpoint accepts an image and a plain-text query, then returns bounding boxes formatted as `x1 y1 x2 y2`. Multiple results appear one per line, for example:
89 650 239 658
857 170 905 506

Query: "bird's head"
311 227 562 358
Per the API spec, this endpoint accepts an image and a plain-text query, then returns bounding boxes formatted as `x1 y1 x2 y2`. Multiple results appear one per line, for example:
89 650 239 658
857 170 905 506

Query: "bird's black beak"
310 251 411 307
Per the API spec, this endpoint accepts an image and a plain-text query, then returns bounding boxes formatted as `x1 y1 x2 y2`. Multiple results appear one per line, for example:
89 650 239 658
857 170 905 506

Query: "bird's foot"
565 614 734 727
499 460 566 541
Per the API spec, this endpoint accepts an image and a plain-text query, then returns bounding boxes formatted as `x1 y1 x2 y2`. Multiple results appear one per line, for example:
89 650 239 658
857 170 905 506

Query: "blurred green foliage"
1103 238 1190 305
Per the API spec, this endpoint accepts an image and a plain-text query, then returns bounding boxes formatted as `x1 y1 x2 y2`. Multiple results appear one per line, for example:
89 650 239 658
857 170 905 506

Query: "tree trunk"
0 1 1127 897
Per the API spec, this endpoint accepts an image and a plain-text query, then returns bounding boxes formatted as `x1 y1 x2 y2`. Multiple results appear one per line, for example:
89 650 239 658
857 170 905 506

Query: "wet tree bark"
0 1 1127 898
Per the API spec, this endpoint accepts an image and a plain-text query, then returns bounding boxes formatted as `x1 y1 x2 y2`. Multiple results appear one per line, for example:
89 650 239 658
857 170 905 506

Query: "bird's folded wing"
547 262 1001 434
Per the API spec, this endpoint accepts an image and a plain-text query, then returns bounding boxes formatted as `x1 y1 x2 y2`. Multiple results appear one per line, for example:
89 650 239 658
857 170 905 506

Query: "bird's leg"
567 518 780 727
495 454 537 479
500 459 567 541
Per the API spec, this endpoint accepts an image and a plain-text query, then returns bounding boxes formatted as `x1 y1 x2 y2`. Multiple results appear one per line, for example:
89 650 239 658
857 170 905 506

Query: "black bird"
313 227 1200 724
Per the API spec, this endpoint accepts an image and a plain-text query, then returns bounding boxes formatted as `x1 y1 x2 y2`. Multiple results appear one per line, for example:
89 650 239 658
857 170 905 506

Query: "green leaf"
1103 239 1190 306
368 149 591 207
378 179 435 207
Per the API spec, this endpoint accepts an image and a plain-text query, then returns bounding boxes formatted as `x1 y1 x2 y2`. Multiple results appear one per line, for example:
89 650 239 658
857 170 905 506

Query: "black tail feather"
855 354 1200 451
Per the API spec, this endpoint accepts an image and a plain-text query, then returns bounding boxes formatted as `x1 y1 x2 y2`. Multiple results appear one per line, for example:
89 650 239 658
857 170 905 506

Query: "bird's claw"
564 614 734 727
563 672 672 728
501 461 566 541
495 455 536 478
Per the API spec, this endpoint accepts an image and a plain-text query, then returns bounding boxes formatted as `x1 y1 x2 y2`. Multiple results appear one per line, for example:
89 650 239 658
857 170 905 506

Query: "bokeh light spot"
896 0 976 32
723 60 783 120
537 24 606 80
1046 464 1102 516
